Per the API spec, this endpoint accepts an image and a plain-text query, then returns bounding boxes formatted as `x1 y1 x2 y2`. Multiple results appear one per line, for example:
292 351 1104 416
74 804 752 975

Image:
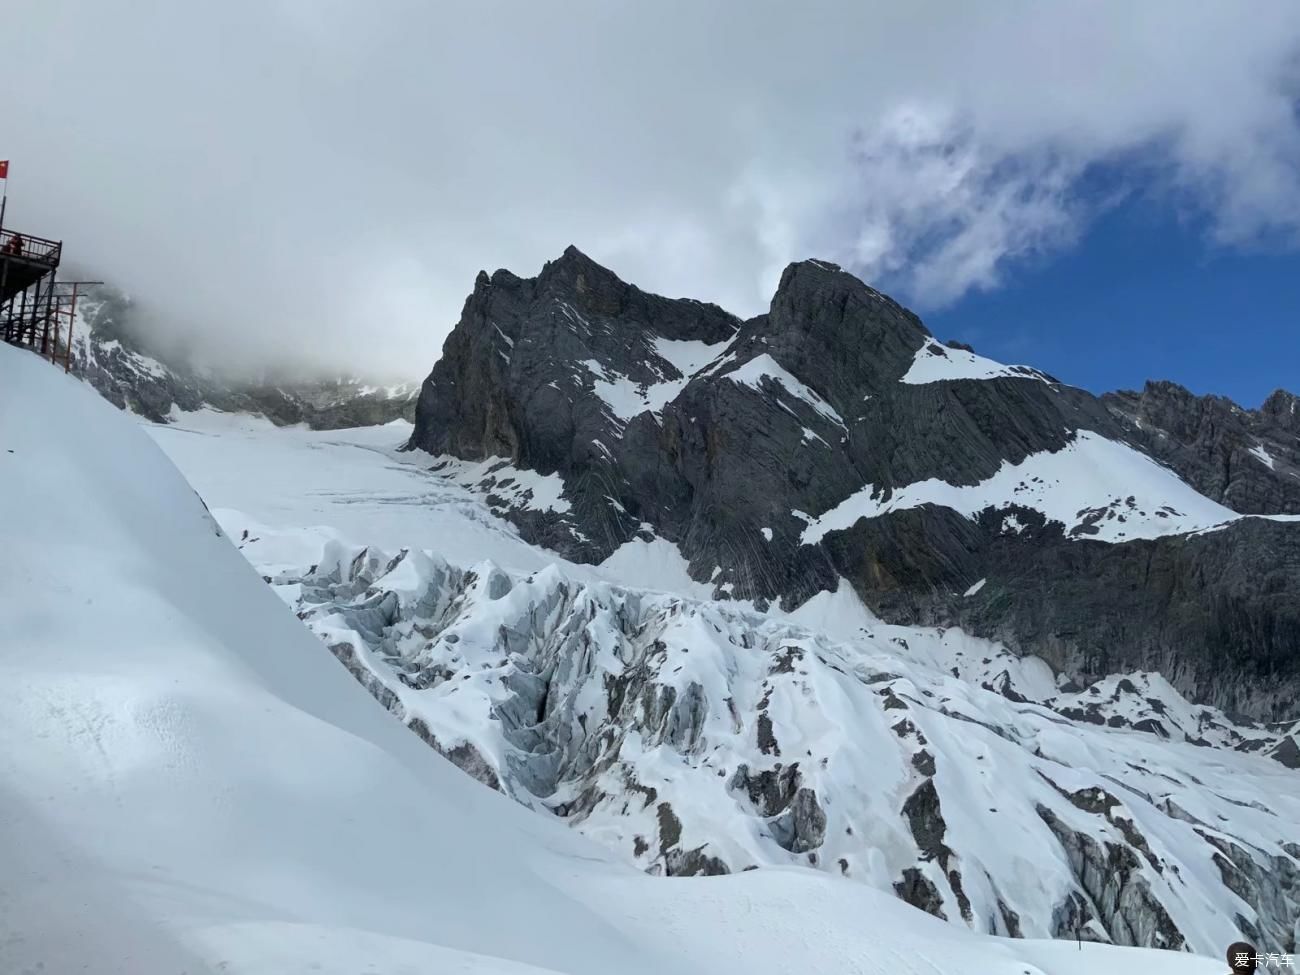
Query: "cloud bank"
5 1 1300 378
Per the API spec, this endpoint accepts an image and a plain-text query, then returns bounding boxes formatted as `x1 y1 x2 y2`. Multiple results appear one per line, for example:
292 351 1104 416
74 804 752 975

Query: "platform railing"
0 228 62 264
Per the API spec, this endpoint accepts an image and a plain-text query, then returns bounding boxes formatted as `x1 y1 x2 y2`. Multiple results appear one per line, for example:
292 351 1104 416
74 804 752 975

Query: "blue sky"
927 196 1300 408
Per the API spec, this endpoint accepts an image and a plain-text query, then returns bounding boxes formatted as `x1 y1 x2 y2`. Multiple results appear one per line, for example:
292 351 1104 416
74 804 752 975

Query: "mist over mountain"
68 284 418 429
7 2 1300 397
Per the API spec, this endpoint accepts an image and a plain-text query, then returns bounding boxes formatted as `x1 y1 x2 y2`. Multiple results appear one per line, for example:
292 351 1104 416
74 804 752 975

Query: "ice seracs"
274 536 1300 956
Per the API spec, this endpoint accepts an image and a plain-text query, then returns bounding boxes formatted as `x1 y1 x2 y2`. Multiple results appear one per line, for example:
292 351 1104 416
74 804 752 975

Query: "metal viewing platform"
0 228 62 303
1 226 90 370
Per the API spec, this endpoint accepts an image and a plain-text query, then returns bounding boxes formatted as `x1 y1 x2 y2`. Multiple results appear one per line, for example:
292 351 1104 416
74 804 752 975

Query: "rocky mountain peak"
534 244 630 315
1103 379 1300 514
757 258 932 399
69 284 418 430
1262 387 1300 431
408 250 1300 722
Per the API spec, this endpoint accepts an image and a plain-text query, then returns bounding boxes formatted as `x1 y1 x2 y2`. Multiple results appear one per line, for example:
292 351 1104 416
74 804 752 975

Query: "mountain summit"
407 249 1300 721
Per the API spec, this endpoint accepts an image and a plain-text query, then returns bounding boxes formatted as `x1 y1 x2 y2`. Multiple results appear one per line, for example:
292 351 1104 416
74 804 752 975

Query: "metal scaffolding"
1 227 99 370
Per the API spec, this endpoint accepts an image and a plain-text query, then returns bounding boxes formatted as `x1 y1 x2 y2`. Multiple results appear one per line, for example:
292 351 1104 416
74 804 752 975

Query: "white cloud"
836 105 1086 305
4 1 1300 377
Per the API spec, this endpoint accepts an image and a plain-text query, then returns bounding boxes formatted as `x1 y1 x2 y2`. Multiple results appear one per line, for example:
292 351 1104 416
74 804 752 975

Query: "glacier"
133 389 1300 962
5 337 1258 973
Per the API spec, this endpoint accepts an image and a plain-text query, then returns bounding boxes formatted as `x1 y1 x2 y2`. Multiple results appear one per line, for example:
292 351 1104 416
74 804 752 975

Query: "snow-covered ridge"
801 431 1240 544
902 340 1051 385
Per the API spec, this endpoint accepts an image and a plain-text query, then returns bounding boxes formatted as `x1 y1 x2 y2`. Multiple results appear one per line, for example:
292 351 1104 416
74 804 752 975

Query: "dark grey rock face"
71 286 417 429
406 246 742 561
1104 381 1300 515
407 248 1300 720
826 506 1300 722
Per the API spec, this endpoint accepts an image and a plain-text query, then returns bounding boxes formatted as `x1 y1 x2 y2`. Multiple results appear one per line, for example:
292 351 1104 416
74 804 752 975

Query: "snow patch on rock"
801 432 1238 544
1249 443 1277 470
902 341 1050 385
724 354 847 431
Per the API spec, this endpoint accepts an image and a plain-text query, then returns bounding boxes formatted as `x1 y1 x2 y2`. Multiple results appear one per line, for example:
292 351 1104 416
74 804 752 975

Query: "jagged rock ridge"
406 247 1300 720
1104 380 1300 514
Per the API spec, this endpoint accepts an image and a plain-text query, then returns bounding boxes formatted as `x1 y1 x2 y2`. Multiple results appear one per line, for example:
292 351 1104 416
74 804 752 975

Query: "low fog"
6 1 1300 380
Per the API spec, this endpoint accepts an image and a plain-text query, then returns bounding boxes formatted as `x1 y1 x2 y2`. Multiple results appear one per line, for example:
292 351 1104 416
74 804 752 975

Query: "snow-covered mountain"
13 246 1298 970
3 330 1241 974
406 247 1300 722
70 284 418 428
124 392 1300 960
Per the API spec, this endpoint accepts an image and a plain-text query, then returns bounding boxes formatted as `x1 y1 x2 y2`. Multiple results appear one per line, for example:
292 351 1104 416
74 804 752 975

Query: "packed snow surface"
0 344 1253 973
724 353 848 430
581 335 730 423
802 431 1241 544
142 408 593 578
902 340 1050 384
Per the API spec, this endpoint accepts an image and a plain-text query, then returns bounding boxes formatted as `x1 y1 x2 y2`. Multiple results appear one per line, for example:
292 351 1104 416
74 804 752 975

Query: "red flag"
0 160 8 179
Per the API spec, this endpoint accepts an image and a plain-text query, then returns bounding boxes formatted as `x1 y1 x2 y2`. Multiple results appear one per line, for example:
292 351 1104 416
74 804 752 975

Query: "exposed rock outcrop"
406 248 1300 720
1104 381 1300 515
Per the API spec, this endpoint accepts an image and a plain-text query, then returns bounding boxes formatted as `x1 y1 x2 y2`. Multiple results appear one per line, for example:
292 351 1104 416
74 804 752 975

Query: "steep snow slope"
0 347 670 973
6 345 1240 974
901 338 1051 384
801 430 1241 544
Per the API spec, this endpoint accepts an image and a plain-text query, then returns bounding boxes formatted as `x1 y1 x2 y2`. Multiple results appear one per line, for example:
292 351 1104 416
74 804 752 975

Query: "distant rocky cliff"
1104 381 1300 514
72 285 417 429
